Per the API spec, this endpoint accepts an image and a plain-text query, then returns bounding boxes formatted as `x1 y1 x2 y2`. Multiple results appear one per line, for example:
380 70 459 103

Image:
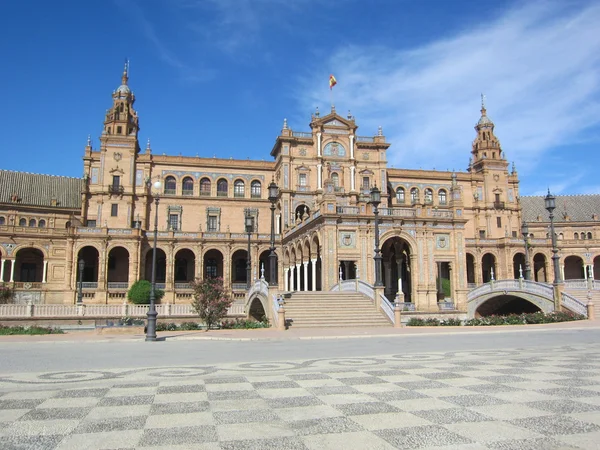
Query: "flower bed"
406 311 585 327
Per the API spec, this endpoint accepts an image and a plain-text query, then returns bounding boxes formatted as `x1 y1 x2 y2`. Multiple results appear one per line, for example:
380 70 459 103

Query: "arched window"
65 221 71 229
29 219 36 227
234 180 245 198
574 233 579 240
558 233 564 240
424 188 433 204
182 177 194 196
438 189 447 205
251 180 261 198
164 176 176 195
200 178 211 196
410 188 419 203
396 187 405 204
217 179 228 197
331 173 339 187
588 232 593 239
581 233 586 240
0 216 5 225
19 218 26 227
38 219 46 228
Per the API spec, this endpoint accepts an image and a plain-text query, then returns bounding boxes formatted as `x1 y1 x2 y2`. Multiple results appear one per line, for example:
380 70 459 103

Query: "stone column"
396 258 403 296
350 166 356 192
290 265 295 292
0 260 4 282
383 260 392 298
42 261 48 283
311 258 317 291
296 263 302 291
317 164 322 190
474 259 482 285
317 132 322 157
303 261 309 291
9 259 15 282
410 254 418 306
284 267 289 291
349 135 355 160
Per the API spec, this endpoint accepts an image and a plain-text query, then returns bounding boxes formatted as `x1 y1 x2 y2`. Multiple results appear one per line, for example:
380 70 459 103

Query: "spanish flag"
329 74 337 90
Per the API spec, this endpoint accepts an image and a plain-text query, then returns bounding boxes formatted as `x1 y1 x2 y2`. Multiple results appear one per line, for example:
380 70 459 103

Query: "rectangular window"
112 176 120 188
496 217 502 228
87 220 96 227
207 215 217 232
479 230 486 239
362 177 370 190
299 173 307 186
169 214 179 231
111 204 118 217
512 231 517 238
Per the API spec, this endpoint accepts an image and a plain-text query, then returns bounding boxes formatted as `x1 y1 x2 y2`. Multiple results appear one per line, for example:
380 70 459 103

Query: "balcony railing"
174 282 192 290
493 201 505 209
356 136 375 142
231 283 248 291
292 131 312 139
217 191 228 197
164 189 176 195
337 206 359 215
108 185 124 195
107 282 129 290
81 282 98 289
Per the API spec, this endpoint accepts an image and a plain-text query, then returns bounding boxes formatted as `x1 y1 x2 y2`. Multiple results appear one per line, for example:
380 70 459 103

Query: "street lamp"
146 179 162 342
544 190 561 285
268 180 279 286
77 258 84 304
521 221 531 280
369 185 383 287
245 209 254 289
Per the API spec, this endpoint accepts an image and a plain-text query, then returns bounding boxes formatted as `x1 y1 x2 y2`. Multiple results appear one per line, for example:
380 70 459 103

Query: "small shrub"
0 283 14 304
406 317 440 326
127 280 165 305
0 325 64 335
179 322 201 330
221 318 270 329
440 318 462 326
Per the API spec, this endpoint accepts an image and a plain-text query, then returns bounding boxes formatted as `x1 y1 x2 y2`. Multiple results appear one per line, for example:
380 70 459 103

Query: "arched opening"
28 219 36 227
251 180 261 198
174 249 195 284
15 248 44 282
482 253 496 282
77 246 99 284
424 188 433 204
311 236 322 291
475 294 542 317
164 176 176 195
38 219 46 228
144 248 166 283
200 177 211 196
410 188 419 204
234 179 245 198
564 255 585 279
331 172 339 187
258 250 276 284
381 237 412 302
204 249 223 279
107 247 129 285
396 187 405 204
438 189 447 205
533 253 547 282
231 249 249 288
19 218 26 227
513 253 525 279
466 253 475 285
594 255 600 280
182 177 194 196
295 204 310 221
217 179 228 197
248 298 266 321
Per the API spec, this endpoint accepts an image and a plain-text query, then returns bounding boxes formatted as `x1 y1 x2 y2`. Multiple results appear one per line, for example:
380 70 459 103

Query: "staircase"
563 288 600 316
282 291 392 328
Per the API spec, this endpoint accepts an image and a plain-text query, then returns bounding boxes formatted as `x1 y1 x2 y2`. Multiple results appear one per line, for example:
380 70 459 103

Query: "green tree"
190 277 233 331
0 283 14 304
127 280 165 304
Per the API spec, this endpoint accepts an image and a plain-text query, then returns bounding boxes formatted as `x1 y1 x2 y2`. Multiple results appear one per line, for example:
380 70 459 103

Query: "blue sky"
1 0 599 196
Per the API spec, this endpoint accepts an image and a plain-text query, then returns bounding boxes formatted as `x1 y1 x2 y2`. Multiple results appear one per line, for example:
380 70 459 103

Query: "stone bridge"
467 279 588 318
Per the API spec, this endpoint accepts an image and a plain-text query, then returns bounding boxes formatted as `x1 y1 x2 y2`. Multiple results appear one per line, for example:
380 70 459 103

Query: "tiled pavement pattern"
1 345 600 449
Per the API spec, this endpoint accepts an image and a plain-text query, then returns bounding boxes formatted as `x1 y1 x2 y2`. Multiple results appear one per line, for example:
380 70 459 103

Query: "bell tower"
470 94 505 173
102 61 140 140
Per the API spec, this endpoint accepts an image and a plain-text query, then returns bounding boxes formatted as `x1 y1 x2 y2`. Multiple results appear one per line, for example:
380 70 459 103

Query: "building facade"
1 67 599 314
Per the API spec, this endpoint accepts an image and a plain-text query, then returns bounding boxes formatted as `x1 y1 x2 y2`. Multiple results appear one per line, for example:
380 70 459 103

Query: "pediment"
323 119 346 127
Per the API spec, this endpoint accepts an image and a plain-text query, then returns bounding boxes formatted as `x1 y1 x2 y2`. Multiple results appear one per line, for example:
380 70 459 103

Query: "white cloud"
295 2 600 191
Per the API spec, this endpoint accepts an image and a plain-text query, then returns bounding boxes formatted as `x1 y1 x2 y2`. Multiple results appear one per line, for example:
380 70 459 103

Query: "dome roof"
477 114 493 126
116 84 131 95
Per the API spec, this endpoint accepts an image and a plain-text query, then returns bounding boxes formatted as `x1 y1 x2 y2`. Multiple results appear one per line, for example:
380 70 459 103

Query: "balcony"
493 201 505 209
108 185 124 195
164 189 176 195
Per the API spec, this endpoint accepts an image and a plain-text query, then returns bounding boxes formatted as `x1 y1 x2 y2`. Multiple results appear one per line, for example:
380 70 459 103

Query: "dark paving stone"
363 369 407 376
526 399 600 414
54 388 109 398
477 375 529 383
464 383 524 394
266 396 324 408
375 425 472 449
369 390 430 401
251 381 301 389
546 370 599 378
334 401 400 416
0 435 64 450
157 384 206 394
289 416 363 436
0 399 44 410
307 386 359 396
394 380 448 390
536 387 600 398
138 425 218 446
220 437 309 450
412 407 494 424
97 395 154 407
419 372 464 380
204 376 248 384
207 390 260 401
488 437 579 449
288 373 332 381
20 407 91 421
74 416 147 433
551 378 600 387
509 415 600 436
214 409 280 424
442 394 507 407
493 368 536 375
113 382 159 388
337 376 386 385
150 401 210 415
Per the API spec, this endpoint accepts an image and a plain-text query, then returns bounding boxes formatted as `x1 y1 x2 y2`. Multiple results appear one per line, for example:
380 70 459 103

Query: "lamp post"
146 180 162 342
268 180 279 286
77 258 84 304
245 209 254 289
544 190 561 285
369 185 383 287
521 221 531 280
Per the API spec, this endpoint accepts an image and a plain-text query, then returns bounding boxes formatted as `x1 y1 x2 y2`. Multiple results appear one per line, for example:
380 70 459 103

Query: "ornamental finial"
283 118 288 130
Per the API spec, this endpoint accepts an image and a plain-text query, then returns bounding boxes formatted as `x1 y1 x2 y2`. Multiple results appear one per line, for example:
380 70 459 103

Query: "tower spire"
122 59 129 85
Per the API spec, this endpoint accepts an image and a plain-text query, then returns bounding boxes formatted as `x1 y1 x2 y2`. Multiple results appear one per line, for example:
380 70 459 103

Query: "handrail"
467 279 553 301
561 292 588 317
380 294 395 324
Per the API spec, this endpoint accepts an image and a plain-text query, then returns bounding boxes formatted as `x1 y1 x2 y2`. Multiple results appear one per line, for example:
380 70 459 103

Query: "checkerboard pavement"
1 345 600 449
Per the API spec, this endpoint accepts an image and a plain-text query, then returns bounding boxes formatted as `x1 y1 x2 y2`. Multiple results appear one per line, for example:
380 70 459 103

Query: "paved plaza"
1 328 600 449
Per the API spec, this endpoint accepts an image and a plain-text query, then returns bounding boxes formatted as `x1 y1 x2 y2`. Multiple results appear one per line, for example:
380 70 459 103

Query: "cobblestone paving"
1 344 600 449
